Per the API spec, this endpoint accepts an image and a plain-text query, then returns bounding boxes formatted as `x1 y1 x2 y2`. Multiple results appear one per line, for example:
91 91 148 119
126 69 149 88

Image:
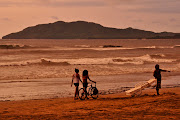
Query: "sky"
0 0 180 38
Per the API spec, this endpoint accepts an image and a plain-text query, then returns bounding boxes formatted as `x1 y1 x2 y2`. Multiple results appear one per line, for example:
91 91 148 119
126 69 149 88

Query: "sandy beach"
0 87 179 120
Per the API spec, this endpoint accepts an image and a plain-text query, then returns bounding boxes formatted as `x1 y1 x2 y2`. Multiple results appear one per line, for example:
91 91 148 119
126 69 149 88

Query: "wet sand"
0 74 179 101
0 87 179 120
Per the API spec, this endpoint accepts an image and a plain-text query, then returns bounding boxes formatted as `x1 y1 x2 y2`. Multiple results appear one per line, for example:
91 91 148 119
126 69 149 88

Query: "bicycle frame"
79 82 98 100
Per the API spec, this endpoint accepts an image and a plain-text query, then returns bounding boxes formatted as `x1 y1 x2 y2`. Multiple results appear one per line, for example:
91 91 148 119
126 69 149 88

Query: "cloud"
104 0 180 5
169 18 177 22
152 21 161 24
130 6 180 14
1 18 11 21
0 1 30 7
0 0 105 7
51 16 59 20
132 19 143 23
125 0 180 14
0 0 180 14
104 0 180 14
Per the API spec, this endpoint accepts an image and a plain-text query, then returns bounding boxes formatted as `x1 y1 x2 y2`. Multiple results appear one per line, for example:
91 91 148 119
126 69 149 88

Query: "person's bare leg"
76 86 79 97
83 87 87 98
76 86 79 98
74 86 78 99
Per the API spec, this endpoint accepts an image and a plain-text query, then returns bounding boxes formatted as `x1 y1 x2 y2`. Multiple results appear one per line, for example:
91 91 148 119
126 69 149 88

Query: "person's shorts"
83 83 88 88
74 83 79 86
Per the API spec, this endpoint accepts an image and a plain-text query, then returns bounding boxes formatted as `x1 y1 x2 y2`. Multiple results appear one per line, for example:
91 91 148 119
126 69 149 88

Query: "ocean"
0 39 180 100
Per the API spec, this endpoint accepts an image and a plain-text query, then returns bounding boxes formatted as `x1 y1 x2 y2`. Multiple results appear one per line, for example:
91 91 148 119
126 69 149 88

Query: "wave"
96 45 175 51
76 45 174 51
102 45 122 48
0 54 176 66
134 45 180 49
40 59 70 65
52 47 130 51
136 46 174 49
0 44 33 49
75 45 90 48
50 45 179 51
149 54 165 58
113 54 175 65
0 59 70 66
174 45 180 48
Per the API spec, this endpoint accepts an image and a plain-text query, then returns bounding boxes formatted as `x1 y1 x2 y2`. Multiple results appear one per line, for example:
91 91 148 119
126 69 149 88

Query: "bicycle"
79 82 98 100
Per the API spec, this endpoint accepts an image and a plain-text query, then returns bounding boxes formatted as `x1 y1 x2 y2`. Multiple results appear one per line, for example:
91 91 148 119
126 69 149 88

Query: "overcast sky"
0 0 180 38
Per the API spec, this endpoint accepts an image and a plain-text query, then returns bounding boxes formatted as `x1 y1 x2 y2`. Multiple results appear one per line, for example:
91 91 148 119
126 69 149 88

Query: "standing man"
153 64 170 95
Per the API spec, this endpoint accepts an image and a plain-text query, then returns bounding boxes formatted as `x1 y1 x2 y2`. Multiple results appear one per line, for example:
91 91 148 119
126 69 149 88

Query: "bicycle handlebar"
91 82 96 87
87 82 96 87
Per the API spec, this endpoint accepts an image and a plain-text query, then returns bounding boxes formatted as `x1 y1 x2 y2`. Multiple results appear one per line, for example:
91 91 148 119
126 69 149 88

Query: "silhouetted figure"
71 68 82 100
153 64 170 95
82 70 96 99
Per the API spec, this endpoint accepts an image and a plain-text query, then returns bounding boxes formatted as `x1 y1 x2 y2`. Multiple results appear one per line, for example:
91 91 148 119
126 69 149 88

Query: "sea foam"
0 54 175 67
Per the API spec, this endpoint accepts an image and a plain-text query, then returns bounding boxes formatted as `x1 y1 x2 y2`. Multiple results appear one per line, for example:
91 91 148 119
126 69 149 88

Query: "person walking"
82 70 96 99
71 68 82 100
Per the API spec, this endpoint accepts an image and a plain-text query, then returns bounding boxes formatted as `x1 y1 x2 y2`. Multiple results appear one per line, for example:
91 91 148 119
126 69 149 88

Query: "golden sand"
0 88 179 120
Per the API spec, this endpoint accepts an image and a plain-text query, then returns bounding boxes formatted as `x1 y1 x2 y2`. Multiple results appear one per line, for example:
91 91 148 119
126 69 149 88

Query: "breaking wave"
112 54 175 65
174 45 180 48
0 54 176 66
0 59 70 66
93 45 179 51
136 46 174 49
51 45 180 51
75 45 91 48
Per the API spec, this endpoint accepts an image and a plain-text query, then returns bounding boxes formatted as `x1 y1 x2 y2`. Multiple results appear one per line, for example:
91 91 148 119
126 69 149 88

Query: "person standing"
82 70 96 99
153 64 170 95
71 68 82 100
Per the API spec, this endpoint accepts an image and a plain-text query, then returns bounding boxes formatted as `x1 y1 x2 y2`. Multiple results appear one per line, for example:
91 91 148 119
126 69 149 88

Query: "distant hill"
2 21 180 39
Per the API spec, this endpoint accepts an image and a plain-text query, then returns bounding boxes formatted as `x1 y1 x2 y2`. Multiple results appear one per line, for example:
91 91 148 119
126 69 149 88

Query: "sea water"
0 39 180 100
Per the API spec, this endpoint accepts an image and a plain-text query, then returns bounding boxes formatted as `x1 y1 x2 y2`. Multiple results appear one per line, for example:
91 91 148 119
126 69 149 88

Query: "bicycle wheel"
79 88 86 100
90 87 98 99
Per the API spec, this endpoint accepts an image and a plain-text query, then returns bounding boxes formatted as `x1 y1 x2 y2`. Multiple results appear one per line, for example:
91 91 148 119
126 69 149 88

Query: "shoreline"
0 87 179 119
0 73 179 101
0 71 179 81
